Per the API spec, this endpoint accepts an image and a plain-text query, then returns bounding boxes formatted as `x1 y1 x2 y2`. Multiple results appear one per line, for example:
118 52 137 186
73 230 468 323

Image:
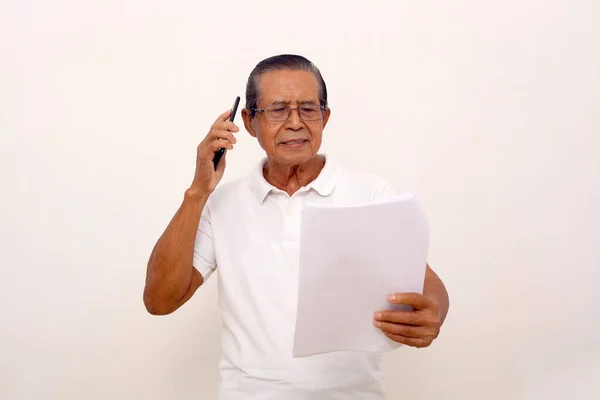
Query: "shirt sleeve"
193 203 217 281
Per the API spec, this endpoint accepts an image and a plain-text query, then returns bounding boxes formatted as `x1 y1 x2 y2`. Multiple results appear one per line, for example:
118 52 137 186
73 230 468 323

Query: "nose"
286 107 303 130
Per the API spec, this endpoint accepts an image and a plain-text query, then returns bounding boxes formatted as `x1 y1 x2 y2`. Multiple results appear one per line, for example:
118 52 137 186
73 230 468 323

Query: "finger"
374 309 424 325
374 321 427 338
213 120 240 133
214 109 233 124
383 332 430 348
388 293 435 311
209 129 237 144
210 138 234 151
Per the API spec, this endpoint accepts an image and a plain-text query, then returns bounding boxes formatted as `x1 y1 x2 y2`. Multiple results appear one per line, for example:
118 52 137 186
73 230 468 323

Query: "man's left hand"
373 293 441 348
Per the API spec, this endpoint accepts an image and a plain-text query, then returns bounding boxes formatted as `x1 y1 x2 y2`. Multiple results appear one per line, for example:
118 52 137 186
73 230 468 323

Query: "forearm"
423 265 449 325
143 188 209 313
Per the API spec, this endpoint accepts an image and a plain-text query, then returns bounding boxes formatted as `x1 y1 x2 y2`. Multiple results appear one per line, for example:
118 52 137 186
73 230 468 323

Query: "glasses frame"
252 104 327 122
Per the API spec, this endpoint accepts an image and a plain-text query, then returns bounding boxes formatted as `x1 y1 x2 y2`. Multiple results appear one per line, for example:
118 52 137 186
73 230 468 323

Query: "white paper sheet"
292 193 430 357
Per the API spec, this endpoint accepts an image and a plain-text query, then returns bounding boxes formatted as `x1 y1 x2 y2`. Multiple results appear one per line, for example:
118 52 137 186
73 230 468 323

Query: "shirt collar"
249 154 340 204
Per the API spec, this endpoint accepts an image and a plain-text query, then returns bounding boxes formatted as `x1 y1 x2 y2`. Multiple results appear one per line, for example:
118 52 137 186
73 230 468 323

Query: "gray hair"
245 54 328 117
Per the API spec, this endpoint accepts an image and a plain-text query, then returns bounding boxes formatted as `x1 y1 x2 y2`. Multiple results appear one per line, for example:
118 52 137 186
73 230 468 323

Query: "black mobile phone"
213 96 240 170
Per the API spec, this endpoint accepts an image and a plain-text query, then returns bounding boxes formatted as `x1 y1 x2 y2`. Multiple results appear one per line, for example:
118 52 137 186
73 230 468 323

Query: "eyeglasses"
252 104 326 122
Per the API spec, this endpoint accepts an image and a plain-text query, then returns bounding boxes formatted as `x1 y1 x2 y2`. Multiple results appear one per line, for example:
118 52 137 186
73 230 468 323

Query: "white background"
1 0 599 399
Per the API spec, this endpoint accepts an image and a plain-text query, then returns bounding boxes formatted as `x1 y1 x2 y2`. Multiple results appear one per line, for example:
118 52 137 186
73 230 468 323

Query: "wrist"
184 187 211 204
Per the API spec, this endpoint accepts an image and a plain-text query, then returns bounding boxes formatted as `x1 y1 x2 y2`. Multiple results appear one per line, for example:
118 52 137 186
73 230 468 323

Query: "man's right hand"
190 109 239 196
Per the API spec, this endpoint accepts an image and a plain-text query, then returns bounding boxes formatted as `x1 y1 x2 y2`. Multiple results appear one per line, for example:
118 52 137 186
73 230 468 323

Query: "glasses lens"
264 105 324 121
299 105 322 121
265 105 289 121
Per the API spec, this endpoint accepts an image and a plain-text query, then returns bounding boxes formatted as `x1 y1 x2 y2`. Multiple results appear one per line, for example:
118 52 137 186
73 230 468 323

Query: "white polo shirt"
193 154 394 400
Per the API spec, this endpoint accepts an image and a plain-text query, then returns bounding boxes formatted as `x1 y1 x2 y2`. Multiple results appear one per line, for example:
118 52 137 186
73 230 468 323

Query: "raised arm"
143 109 238 315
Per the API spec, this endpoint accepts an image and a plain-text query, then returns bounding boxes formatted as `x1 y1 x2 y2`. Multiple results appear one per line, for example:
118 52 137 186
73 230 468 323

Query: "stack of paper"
292 193 430 357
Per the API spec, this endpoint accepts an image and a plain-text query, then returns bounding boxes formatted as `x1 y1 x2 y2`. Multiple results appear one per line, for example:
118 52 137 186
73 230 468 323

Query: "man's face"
242 70 330 166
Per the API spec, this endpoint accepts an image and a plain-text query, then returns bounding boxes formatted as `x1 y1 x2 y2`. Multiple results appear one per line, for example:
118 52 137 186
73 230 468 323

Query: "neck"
263 155 325 196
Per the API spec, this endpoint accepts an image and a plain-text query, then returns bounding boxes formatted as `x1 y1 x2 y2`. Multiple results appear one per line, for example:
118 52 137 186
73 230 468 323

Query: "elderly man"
144 54 449 399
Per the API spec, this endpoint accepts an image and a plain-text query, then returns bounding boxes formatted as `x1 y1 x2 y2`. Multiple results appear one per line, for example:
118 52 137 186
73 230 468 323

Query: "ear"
322 107 331 129
241 108 257 138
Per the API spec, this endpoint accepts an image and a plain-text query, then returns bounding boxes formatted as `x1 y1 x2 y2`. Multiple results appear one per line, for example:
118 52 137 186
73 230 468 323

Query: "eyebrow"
268 99 319 106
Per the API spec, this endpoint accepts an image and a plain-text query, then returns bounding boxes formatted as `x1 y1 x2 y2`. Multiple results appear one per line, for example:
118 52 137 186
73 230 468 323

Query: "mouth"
279 139 310 148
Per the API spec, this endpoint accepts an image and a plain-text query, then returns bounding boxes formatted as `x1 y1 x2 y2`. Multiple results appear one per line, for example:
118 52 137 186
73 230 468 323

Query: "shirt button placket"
283 199 293 241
